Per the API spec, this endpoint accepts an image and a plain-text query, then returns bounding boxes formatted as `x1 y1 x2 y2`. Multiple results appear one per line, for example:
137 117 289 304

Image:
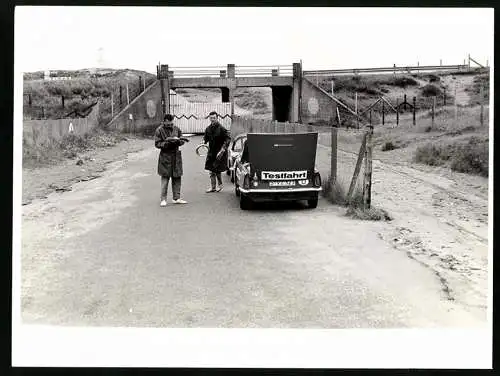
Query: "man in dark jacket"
203 111 231 193
155 114 187 206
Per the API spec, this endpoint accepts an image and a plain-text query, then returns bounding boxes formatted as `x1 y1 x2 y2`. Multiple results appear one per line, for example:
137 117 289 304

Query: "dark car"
233 132 322 210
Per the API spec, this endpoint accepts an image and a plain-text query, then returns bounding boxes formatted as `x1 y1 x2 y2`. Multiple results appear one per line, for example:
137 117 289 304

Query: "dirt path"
315 138 488 320
22 136 153 205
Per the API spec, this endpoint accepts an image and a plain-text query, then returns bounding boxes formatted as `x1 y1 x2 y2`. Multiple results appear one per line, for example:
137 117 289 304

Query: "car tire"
240 194 252 210
307 197 318 209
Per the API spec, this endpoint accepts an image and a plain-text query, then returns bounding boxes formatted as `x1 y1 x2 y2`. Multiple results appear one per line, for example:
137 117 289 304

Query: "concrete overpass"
107 62 341 133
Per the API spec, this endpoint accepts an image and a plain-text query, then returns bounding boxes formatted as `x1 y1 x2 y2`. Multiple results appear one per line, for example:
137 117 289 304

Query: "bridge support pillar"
291 62 302 123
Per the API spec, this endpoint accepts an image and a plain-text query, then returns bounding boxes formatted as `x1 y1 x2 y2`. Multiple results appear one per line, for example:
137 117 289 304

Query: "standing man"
203 111 231 193
155 114 188 206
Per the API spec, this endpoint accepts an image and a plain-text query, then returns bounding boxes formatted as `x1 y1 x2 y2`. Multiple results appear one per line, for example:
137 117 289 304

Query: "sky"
15 7 494 74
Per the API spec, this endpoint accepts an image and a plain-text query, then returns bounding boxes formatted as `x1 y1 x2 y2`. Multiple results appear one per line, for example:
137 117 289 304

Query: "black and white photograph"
12 6 493 368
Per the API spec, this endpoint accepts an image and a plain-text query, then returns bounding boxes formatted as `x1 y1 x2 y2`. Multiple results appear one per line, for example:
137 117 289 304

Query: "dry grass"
321 175 392 221
23 128 128 169
414 136 488 177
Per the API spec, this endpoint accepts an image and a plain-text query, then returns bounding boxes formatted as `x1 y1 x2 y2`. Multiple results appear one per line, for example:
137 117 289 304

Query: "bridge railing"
167 66 228 78
235 65 294 77
304 64 479 77
166 65 294 78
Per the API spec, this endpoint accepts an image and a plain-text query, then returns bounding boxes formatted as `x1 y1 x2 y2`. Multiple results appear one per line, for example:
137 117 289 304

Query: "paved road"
20 136 484 328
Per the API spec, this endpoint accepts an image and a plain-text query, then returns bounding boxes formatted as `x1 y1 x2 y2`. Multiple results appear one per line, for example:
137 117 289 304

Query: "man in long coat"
203 111 231 193
155 114 188 206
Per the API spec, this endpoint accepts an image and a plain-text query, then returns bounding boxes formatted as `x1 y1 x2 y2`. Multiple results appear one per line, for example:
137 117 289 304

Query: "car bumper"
238 187 321 202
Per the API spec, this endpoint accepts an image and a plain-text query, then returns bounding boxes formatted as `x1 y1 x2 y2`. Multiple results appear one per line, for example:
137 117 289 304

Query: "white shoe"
173 199 188 204
160 200 167 207
216 184 224 192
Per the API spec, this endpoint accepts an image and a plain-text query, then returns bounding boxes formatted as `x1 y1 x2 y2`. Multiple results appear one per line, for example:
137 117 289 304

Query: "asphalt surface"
20 136 484 328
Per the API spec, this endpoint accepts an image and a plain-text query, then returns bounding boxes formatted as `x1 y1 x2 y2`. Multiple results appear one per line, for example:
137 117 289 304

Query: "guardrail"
304 64 484 77
235 65 293 77
166 65 294 78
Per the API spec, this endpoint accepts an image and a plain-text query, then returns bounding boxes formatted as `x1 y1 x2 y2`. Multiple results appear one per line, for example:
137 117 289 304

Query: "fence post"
139 76 143 93
61 95 65 109
120 86 123 108
143 76 146 91
41 107 45 119
111 92 114 119
412 96 416 126
347 132 367 202
363 128 373 210
369 110 372 126
382 100 385 125
126 83 130 105
431 96 436 128
454 81 458 121
480 84 484 126
355 92 359 129
396 98 399 126
331 80 334 96
28 94 32 107
331 126 337 183
443 87 447 106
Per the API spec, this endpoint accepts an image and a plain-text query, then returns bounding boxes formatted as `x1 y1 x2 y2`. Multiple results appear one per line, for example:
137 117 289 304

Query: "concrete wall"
107 80 163 132
23 102 100 147
300 78 338 125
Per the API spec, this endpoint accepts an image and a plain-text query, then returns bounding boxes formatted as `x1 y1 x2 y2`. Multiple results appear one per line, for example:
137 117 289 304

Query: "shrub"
421 84 443 97
414 138 489 177
414 143 454 166
392 76 418 88
346 206 392 221
449 137 488 177
381 141 398 151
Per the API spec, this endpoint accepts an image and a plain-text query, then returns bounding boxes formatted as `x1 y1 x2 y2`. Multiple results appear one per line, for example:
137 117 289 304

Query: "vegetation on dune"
413 136 488 177
23 69 156 121
22 128 129 169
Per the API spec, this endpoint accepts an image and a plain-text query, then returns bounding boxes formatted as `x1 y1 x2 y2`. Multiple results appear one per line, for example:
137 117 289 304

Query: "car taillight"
313 172 322 187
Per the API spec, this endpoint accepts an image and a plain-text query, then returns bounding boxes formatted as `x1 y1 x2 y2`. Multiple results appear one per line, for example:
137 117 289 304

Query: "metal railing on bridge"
166 65 294 78
304 64 477 77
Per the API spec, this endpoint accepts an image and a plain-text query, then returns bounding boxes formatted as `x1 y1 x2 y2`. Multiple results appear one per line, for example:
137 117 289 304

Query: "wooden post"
431 96 436 128
143 76 146 91
480 84 484 126
404 94 407 110
331 80 334 96
396 98 399 126
119 86 123 107
412 97 416 126
363 129 373 210
28 94 32 107
347 132 367 202
126 83 130 104
454 82 458 121
444 87 447 106
111 92 114 118
336 107 341 126
330 127 337 183
41 107 45 119
61 95 65 109
382 100 385 125
369 110 372 126
139 76 143 93
355 92 359 129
